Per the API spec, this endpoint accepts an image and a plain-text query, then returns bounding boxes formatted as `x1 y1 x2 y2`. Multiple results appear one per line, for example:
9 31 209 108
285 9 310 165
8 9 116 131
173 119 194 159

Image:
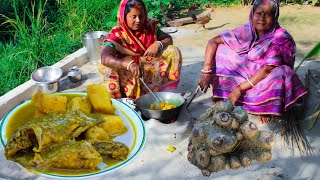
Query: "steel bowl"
31 66 63 93
134 92 186 123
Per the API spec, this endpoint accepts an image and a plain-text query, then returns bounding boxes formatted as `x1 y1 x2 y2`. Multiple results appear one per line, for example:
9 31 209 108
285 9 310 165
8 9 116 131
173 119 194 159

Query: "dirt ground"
171 5 320 64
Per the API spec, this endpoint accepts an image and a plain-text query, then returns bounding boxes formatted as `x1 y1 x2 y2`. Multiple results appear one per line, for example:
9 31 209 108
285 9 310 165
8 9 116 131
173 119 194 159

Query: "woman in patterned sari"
99 0 182 99
198 0 307 123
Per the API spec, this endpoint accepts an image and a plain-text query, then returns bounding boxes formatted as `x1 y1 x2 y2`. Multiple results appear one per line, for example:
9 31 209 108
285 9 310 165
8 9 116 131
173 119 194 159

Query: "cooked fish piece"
5 111 103 158
17 140 103 171
13 140 129 171
92 141 129 161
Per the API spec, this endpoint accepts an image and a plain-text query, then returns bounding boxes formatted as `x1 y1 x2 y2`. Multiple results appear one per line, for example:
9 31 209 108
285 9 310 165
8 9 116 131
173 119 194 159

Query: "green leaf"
295 42 320 72
162 0 172 3
162 0 172 5
148 12 154 18
154 9 161 14
303 42 320 61
151 1 161 6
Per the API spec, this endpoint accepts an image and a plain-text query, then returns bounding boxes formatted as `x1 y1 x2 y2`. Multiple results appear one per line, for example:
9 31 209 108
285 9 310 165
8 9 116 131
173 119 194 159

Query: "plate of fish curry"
0 84 146 179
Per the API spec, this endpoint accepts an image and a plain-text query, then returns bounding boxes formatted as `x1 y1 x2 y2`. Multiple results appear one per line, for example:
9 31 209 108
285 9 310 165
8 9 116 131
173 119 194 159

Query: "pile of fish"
187 99 275 176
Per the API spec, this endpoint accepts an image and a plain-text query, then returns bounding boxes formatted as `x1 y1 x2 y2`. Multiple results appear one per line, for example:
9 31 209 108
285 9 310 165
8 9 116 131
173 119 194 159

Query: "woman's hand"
198 36 223 93
143 41 160 57
128 62 141 78
198 73 211 93
228 87 241 105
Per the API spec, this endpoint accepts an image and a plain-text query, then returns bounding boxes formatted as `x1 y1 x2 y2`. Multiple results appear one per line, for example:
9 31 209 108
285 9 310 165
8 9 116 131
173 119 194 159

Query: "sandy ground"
0 5 320 180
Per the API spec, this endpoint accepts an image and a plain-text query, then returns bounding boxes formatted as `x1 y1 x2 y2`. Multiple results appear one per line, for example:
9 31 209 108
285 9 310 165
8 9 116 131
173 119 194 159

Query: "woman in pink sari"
198 0 307 123
99 0 182 99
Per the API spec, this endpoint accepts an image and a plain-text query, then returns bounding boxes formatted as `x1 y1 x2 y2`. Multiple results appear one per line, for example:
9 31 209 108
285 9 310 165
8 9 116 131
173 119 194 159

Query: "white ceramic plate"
0 92 146 179
160 27 178 34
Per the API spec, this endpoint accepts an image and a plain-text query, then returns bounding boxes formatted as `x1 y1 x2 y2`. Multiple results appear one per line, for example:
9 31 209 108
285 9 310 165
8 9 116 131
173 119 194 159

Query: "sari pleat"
212 44 307 115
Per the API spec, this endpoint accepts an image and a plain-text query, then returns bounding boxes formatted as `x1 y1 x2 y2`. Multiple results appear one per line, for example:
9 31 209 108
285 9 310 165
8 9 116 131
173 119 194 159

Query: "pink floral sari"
98 0 182 99
211 0 307 116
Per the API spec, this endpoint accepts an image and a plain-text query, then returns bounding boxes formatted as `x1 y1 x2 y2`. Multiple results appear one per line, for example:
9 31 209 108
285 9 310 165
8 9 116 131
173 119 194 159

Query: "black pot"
133 92 186 123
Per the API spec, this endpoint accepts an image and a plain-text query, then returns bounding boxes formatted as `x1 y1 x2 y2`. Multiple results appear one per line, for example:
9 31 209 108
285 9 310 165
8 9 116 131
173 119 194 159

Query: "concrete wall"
0 47 89 119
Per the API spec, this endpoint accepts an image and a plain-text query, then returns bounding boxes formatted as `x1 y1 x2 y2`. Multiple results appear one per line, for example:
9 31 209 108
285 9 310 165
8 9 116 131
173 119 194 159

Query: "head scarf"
220 0 281 54
219 0 296 67
104 0 157 56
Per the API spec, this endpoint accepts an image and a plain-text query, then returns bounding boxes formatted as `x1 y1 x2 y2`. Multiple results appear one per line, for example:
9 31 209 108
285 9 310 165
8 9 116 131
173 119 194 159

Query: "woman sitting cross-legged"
99 0 182 99
198 0 307 124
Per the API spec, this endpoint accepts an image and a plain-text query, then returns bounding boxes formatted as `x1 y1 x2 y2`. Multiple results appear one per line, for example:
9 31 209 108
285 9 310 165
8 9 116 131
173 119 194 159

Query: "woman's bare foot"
257 115 271 124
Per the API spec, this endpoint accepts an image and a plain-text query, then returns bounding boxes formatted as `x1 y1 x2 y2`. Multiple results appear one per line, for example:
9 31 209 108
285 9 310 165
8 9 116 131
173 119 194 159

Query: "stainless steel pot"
133 92 186 123
82 31 108 65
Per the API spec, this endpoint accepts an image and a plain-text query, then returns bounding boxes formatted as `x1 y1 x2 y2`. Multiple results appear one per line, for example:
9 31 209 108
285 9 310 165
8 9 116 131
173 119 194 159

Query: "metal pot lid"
67 66 81 76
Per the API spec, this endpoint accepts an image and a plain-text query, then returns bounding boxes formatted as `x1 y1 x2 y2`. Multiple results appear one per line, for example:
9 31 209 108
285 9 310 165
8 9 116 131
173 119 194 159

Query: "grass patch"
0 0 119 96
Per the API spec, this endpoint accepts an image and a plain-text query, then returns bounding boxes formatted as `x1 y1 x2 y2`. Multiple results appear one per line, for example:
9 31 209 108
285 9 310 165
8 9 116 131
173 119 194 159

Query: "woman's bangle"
126 60 135 71
157 41 164 50
246 78 254 87
201 69 212 74
237 85 244 94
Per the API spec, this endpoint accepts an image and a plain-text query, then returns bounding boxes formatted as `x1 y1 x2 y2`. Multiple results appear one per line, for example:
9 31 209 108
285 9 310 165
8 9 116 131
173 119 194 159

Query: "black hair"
124 0 146 16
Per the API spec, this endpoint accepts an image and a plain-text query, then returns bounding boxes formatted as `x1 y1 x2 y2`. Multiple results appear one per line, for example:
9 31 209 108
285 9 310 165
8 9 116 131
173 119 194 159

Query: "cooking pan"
128 92 187 123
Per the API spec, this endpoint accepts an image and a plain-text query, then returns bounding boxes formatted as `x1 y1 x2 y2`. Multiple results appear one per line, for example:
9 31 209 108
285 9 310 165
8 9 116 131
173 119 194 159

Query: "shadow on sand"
206 23 230 31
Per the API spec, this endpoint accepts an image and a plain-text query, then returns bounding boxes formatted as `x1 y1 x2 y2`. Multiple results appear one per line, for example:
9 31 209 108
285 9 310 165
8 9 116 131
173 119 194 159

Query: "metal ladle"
139 78 162 103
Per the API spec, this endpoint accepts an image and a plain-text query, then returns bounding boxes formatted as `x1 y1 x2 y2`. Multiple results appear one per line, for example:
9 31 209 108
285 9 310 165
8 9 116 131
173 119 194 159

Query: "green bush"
0 0 120 96
56 0 119 45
